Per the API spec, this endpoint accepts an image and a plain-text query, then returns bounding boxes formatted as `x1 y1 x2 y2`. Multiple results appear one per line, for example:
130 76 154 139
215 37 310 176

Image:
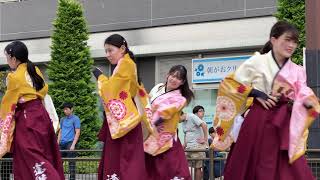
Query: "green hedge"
275 0 305 65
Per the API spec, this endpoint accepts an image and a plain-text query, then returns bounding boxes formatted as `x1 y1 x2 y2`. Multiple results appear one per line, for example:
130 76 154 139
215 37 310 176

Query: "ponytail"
26 60 45 91
259 41 272 54
127 49 141 84
127 50 135 61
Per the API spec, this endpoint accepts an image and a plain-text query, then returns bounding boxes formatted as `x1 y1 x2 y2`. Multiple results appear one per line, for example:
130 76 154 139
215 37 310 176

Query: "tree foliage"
48 0 100 149
275 0 305 65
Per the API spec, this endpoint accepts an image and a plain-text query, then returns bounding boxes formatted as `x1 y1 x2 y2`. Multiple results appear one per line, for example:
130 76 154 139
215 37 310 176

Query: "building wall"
0 16 277 64
0 0 276 41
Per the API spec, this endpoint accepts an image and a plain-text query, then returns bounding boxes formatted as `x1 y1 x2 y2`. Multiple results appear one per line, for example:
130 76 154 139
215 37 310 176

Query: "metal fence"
0 149 320 180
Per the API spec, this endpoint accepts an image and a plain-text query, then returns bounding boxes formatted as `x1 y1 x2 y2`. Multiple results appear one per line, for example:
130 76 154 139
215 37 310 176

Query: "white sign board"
192 55 251 83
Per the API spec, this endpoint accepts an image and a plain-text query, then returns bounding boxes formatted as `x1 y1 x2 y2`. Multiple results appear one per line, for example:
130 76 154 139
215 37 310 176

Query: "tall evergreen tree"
48 0 100 149
275 0 305 65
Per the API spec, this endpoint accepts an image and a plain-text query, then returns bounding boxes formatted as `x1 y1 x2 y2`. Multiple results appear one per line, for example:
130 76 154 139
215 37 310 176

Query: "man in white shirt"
181 105 208 180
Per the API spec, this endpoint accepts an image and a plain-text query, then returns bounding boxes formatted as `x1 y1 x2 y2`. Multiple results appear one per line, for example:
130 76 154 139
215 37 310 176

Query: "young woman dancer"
93 34 149 180
144 65 194 180
211 21 320 180
0 41 64 179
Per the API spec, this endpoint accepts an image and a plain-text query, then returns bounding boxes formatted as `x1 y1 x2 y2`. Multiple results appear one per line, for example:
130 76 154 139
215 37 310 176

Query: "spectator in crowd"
181 105 208 180
203 127 225 180
58 102 81 180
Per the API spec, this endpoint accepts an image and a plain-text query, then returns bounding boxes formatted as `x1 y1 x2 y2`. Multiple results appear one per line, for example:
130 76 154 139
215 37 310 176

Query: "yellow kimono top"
97 54 152 139
0 63 48 158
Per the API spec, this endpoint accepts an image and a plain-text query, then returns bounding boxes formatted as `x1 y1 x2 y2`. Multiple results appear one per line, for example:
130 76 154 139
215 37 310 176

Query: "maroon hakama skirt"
13 99 64 180
224 98 315 180
98 118 147 180
145 138 191 180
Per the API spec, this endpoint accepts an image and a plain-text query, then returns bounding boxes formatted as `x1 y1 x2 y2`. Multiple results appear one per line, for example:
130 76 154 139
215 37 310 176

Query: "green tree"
0 71 7 94
0 71 8 100
48 0 100 149
275 0 305 65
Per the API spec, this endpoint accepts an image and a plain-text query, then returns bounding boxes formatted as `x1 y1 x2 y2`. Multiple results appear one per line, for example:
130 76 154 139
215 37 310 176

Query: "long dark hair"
260 21 299 54
4 41 45 91
167 65 194 104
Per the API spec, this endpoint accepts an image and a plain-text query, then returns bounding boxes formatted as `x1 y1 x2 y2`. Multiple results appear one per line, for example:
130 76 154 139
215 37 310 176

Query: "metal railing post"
209 148 214 180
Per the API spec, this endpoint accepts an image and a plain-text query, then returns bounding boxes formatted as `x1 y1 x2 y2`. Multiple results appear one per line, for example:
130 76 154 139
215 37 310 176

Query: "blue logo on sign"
195 64 205 77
